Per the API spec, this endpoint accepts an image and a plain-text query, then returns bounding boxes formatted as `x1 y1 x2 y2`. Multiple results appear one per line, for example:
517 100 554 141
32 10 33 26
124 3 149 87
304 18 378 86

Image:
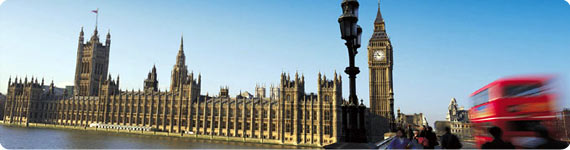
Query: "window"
470 89 489 107
504 84 542 97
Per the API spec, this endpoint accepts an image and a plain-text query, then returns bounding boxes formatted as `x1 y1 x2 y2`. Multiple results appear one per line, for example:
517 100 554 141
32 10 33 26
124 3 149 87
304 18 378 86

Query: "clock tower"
368 3 394 128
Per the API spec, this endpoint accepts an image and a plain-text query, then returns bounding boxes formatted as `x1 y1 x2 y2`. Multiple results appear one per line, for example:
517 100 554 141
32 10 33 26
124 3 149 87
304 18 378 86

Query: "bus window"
504 84 542 97
507 120 541 131
471 89 489 106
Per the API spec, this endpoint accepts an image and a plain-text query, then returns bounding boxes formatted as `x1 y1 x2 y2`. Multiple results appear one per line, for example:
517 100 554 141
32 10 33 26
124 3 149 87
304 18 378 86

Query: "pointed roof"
369 1 389 42
179 35 184 52
374 2 384 24
175 35 185 65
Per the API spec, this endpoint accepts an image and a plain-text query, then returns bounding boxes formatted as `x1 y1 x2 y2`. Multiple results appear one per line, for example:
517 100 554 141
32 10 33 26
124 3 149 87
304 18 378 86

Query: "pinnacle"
374 1 384 24
179 35 184 52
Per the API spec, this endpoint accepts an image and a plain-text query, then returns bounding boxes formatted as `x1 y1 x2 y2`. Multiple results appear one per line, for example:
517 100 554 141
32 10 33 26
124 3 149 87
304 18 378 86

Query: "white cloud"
0 0 5 6
566 0 570 5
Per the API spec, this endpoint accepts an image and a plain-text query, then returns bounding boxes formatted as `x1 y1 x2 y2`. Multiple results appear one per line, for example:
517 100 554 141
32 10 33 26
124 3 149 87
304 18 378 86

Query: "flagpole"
95 8 99 29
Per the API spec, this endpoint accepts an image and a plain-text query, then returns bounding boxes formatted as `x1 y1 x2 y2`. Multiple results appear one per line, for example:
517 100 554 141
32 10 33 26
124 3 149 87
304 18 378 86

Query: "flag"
92 9 98 14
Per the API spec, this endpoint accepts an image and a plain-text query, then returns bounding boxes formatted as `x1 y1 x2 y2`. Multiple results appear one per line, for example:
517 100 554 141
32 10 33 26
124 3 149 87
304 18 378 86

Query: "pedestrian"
440 127 462 149
407 124 415 140
426 126 439 149
481 126 515 149
417 126 430 148
387 128 411 149
408 130 424 149
533 125 569 149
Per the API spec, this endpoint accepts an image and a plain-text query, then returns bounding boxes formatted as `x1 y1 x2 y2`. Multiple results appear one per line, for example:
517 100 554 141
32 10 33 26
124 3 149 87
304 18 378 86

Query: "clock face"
373 50 385 61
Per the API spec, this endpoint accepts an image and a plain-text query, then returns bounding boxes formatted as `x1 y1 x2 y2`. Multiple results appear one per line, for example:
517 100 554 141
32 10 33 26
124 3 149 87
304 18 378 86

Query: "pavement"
376 138 477 149
462 141 477 149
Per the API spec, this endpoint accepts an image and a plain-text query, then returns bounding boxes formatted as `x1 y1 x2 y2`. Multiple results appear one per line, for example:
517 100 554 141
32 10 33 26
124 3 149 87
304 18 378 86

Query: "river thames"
0 125 306 149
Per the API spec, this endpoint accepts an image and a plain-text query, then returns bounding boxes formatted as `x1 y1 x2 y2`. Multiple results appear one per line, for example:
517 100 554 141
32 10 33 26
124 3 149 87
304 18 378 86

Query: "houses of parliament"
1 4 395 147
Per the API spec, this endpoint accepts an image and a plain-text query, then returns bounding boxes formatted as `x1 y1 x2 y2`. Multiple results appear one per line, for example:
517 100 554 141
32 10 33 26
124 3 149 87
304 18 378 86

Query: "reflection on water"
0 125 308 149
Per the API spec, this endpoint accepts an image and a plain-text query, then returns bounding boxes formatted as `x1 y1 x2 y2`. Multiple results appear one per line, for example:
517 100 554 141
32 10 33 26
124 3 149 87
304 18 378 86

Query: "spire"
374 0 384 24
106 29 111 45
179 35 184 52
78 27 85 44
80 26 84 37
91 27 99 42
94 26 98 36
175 35 186 67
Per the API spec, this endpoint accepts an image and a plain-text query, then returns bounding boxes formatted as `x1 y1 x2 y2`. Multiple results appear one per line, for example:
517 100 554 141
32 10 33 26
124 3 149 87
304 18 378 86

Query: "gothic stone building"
2 28 345 146
447 98 473 140
395 108 428 129
435 98 472 139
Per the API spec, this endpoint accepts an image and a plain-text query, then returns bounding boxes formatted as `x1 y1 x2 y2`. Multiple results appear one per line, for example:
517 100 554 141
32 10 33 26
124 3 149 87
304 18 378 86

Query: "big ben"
368 3 395 128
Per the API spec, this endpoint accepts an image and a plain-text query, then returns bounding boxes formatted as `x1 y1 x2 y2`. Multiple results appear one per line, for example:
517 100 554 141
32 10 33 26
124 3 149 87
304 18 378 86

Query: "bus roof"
469 75 554 97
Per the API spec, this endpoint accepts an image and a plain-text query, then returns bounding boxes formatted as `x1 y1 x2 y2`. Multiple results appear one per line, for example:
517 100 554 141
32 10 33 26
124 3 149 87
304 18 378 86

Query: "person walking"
387 128 411 149
426 126 439 149
481 126 515 149
417 126 430 148
440 127 462 149
407 125 415 140
408 130 424 149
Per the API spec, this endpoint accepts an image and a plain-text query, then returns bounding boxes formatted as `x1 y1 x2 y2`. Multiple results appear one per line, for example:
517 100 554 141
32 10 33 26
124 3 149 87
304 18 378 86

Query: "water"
0 125 305 149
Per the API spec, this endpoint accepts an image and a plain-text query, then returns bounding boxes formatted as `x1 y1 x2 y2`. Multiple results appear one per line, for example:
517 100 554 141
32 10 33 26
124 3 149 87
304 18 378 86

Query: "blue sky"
1 0 569 126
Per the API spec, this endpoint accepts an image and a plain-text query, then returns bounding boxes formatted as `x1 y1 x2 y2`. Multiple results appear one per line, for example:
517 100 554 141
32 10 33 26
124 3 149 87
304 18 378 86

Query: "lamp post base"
342 103 368 143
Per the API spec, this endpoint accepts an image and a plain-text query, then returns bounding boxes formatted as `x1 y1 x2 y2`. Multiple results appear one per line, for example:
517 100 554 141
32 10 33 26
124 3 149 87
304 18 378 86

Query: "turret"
49 80 55 95
144 65 159 92
105 29 111 46
79 27 84 44
295 72 299 85
90 26 99 42
220 86 229 98
198 73 201 86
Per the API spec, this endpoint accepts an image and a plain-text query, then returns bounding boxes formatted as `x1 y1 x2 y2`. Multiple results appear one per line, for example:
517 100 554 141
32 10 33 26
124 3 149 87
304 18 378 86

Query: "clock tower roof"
374 2 384 24
369 1 389 42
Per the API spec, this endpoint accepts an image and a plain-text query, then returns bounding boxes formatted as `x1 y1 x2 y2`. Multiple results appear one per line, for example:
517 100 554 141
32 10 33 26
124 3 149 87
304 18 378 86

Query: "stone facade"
446 98 472 140
73 27 111 97
367 3 395 141
396 108 428 129
447 98 468 122
2 28 347 147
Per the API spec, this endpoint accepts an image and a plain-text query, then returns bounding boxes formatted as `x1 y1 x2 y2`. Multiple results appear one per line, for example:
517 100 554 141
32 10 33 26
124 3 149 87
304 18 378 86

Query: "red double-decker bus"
468 75 560 148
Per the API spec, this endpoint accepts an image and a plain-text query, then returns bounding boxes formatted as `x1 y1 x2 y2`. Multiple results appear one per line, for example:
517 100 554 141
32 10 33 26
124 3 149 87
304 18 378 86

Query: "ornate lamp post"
338 0 367 143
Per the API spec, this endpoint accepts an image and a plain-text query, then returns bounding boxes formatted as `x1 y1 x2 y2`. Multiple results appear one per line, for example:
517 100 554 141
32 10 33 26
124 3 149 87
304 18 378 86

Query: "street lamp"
338 0 361 105
338 0 367 143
